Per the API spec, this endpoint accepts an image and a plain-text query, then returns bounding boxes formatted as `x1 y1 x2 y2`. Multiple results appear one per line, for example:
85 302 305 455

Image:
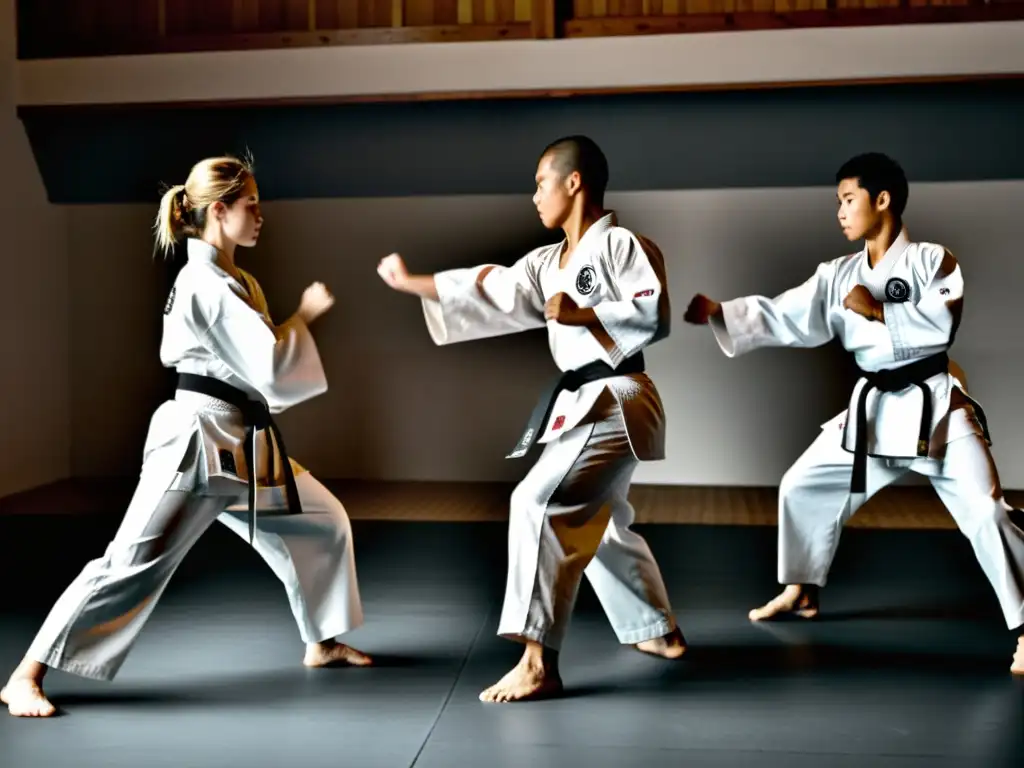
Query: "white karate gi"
422 212 676 649
710 229 1024 630
25 238 363 681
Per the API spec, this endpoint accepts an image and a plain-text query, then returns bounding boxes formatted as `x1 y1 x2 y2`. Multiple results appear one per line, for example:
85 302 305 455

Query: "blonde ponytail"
152 155 255 259
154 184 187 257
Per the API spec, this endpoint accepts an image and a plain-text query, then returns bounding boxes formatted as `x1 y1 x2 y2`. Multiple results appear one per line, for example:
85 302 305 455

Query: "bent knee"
964 498 1018 537
295 491 353 547
323 500 353 545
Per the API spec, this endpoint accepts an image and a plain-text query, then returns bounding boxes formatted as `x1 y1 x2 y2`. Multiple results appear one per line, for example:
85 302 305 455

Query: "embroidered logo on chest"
575 265 597 296
884 277 911 303
163 286 177 315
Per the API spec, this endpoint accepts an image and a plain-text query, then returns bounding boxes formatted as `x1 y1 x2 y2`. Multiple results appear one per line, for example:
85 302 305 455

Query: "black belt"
849 353 949 494
177 373 302 543
506 353 645 459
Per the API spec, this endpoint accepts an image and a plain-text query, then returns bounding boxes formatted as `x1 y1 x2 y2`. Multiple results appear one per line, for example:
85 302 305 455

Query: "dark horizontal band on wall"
19 79 1024 205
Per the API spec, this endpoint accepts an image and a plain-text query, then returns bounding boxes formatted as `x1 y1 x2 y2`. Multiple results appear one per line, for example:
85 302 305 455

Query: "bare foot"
303 639 373 668
1011 636 1024 676
749 584 819 622
635 626 687 659
1 678 57 718
479 642 562 703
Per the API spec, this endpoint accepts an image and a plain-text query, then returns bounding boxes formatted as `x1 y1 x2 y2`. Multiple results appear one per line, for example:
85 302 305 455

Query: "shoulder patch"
163 286 176 315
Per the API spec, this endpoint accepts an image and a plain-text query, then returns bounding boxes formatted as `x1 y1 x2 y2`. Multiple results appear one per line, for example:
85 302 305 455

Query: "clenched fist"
683 294 721 325
843 284 883 322
377 253 409 291
544 292 581 324
297 282 334 325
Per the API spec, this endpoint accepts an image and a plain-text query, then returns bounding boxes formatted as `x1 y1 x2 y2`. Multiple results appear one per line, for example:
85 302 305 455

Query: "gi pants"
497 394 676 650
779 418 1024 630
24 459 363 681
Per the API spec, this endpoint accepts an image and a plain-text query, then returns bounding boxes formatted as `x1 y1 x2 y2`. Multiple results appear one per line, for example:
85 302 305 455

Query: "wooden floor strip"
3 478 1022 530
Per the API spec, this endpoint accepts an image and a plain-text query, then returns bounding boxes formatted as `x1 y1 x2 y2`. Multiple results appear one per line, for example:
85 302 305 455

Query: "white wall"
16 20 1024 106
67 180 1024 488
0 0 69 497
9 12 1023 495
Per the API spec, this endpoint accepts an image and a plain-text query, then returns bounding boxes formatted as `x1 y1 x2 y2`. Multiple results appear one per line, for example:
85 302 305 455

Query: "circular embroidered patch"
575 265 597 295
885 277 911 303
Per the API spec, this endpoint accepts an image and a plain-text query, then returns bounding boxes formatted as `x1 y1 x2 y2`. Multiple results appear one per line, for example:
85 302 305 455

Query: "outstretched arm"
684 261 838 357
377 251 547 345
378 260 439 302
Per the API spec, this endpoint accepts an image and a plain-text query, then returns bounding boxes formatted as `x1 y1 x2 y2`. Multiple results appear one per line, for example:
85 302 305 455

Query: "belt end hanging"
249 431 258 545
506 429 535 459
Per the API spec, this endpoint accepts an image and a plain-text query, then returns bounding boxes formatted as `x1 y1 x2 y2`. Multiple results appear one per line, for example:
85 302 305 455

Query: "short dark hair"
540 135 609 206
835 152 909 220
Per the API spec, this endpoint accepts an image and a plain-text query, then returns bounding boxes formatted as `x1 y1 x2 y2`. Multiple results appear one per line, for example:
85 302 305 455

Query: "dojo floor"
2 481 1023 767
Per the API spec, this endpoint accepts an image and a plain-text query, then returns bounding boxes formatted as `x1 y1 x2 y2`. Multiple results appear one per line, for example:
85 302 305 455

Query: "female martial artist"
3 155 371 717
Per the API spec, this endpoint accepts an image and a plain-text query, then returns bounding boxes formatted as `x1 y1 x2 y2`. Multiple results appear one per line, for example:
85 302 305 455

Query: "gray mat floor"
1 515 1022 767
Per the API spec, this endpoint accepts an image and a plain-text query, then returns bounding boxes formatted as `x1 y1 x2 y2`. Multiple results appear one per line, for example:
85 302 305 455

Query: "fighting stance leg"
483 409 676 702
750 424 906 621
217 472 371 668
582 412 683 658
916 434 1024 673
2 453 237 717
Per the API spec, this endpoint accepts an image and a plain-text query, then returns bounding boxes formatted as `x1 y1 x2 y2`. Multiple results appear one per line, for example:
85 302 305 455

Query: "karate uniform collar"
560 211 618 253
863 226 910 273
585 211 617 242
187 237 221 263
185 237 251 296
186 238 239 278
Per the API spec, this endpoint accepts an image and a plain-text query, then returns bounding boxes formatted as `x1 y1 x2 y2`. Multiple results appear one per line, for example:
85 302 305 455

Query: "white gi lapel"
862 228 911 300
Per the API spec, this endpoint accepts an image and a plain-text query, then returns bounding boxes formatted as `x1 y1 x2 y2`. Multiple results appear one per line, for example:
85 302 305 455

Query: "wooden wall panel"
435 0 461 24
232 0 261 32
17 0 164 54
15 0 1024 58
565 0 1024 37
164 1 200 36
566 0 1014 13
576 0 861 14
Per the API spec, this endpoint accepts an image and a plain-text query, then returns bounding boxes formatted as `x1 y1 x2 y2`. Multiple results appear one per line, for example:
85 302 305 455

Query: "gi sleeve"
422 249 547 345
590 233 671 366
193 283 328 412
710 261 837 357
883 245 963 361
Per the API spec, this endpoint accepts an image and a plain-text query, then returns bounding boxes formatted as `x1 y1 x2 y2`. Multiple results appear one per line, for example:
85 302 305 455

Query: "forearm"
398 274 439 302
559 306 620 361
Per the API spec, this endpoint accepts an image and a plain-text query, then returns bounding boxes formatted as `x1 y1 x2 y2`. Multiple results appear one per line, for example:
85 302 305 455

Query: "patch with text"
163 286 176 315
